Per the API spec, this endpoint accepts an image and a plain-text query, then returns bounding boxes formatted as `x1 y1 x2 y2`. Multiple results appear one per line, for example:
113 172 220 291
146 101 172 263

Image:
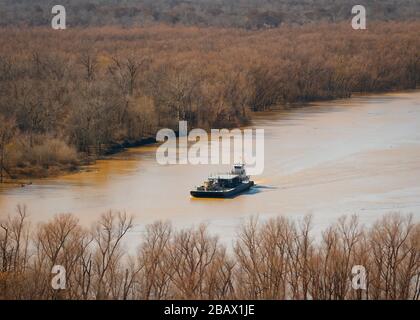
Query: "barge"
190 164 254 198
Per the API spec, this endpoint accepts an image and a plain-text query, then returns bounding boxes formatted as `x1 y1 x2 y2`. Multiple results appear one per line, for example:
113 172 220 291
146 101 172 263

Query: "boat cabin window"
218 176 240 188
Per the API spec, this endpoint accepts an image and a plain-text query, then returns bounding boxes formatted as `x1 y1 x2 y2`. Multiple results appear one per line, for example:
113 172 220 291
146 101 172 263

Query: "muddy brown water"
1 91 419 246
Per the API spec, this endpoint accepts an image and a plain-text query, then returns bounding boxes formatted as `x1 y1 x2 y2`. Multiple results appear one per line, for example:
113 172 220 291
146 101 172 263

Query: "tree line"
0 22 419 179
0 208 418 299
0 0 419 28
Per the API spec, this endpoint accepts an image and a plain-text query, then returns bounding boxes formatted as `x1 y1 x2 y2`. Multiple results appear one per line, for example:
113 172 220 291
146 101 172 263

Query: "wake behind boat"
190 164 255 198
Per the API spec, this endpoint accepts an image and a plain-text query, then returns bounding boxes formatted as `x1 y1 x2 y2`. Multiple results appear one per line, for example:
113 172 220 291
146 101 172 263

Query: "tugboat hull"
191 181 254 198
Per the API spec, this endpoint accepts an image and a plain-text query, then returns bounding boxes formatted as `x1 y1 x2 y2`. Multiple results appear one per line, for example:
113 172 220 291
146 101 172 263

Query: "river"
1 91 419 245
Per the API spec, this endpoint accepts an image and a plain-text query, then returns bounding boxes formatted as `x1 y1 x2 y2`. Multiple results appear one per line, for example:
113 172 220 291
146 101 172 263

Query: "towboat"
190 164 254 198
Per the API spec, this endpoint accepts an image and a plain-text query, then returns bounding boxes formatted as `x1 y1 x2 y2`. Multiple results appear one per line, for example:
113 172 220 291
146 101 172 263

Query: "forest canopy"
0 22 419 179
0 1 419 179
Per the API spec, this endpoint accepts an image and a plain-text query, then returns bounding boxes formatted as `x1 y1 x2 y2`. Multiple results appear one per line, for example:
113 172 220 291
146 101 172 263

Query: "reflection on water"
1 91 419 244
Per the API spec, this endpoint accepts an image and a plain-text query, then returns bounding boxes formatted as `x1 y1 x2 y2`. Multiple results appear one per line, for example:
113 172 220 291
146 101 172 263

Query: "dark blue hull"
190 181 254 198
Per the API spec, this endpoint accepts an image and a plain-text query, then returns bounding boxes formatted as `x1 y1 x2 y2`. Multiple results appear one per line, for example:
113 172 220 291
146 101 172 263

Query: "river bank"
2 88 418 185
0 136 158 184
1 23 419 184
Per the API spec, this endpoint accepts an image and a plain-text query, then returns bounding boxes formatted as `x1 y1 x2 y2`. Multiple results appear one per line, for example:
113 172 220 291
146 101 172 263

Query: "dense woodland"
0 0 419 28
0 23 419 179
0 209 418 299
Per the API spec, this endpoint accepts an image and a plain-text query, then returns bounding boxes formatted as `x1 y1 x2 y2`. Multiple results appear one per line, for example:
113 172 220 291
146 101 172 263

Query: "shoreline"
1 89 418 188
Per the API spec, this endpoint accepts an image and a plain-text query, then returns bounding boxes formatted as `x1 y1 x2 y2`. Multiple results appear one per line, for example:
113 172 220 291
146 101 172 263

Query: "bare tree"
91 211 134 299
